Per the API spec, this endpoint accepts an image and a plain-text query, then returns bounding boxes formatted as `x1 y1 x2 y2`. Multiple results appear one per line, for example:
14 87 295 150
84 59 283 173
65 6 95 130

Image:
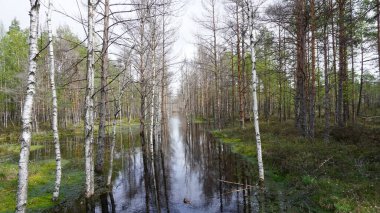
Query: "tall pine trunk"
309 0 316 138
295 0 307 136
337 0 348 127
323 6 330 142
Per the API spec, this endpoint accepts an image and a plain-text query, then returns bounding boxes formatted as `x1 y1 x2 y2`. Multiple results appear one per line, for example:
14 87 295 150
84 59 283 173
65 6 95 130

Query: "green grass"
0 144 44 155
0 159 85 213
0 119 138 212
211 120 380 212
192 116 208 124
0 118 139 144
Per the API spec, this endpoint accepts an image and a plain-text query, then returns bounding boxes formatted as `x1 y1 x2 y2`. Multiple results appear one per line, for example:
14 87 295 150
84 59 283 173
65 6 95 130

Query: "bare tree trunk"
357 36 364 116
47 0 61 201
309 0 316 138
107 117 116 186
16 1 40 212
337 0 347 127
323 9 330 142
295 0 307 136
330 0 338 124
377 0 380 77
161 1 166 128
350 0 355 123
211 0 220 129
96 0 110 174
85 0 95 198
248 1 264 185
236 3 244 129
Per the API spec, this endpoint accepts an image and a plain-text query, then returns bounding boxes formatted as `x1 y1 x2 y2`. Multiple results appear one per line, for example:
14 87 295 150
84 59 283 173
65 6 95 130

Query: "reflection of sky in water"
169 117 204 212
54 116 284 212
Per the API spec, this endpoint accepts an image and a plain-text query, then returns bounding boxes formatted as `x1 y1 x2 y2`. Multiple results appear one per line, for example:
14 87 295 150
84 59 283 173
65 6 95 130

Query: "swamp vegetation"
0 0 380 212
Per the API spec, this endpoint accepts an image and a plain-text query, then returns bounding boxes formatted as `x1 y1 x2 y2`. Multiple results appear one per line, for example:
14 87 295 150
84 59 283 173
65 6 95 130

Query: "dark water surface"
47 116 285 212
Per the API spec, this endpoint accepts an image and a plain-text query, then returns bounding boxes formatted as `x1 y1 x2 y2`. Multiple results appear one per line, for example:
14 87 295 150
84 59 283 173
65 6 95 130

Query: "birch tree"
85 0 95 198
95 0 110 175
16 0 40 212
47 0 62 201
247 0 264 184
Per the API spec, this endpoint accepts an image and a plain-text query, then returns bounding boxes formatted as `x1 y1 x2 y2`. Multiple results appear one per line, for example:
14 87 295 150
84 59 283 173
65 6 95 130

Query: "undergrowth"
211 120 380 212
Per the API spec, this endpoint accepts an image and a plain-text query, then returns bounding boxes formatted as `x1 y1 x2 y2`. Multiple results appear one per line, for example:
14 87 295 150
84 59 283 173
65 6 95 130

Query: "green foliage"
0 20 28 84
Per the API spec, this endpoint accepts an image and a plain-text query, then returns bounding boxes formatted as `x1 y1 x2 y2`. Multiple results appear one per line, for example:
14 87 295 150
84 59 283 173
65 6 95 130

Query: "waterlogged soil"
1 117 292 212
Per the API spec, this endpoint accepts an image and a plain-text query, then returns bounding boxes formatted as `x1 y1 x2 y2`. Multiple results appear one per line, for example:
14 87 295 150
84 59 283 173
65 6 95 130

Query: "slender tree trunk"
161 2 166 128
211 0 220 129
377 0 380 77
85 0 95 198
309 0 316 138
107 112 117 186
350 0 355 123
295 0 307 136
323 11 330 142
357 38 364 116
248 1 264 184
96 0 110 174
337 0 347 127
231 47 235 122
236 4 244 129
47 0 61 201
16 1 40 211
278 26 283 123
330 0 338 124
150 22 157 155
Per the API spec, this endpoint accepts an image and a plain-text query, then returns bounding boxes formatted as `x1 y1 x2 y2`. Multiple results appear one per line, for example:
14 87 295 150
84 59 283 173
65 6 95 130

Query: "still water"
47 116 285 212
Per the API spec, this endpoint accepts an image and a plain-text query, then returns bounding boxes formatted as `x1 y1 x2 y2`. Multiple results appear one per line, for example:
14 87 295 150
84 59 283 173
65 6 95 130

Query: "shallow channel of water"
45 116 286 212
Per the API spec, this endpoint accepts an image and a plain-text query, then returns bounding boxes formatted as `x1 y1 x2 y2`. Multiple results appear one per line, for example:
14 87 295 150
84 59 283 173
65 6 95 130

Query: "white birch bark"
85 0 95 197
47 0 62 201
16 0 40 212
248 0 264 184
150 45 156 155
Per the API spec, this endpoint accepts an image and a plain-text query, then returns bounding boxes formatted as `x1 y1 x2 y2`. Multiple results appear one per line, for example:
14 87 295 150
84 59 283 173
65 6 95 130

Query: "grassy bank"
211 120 380 212
0 159 85 213
0 119 139 212
0 118 139 143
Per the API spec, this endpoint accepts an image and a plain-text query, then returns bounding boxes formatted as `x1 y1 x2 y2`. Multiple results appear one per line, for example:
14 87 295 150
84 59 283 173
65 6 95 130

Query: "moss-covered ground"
0 119 138 213
211 120 380 212
0 159 85 213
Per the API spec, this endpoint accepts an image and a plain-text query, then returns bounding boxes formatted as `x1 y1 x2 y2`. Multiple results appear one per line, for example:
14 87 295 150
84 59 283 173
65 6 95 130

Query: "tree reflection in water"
58 116 286 212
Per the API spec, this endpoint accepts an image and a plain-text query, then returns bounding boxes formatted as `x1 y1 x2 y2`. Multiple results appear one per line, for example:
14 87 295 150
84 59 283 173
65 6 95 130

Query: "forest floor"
211 119 380 213
0 119 139 212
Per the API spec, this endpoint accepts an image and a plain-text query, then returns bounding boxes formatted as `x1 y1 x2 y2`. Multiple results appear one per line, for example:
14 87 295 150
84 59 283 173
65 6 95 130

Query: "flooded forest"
0 0 379 212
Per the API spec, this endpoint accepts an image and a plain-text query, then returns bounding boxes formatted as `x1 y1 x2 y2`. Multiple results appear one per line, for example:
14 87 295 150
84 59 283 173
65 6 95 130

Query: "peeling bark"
248 0 264 184
85 0 95 198
16 0 40 212
47 0 62 201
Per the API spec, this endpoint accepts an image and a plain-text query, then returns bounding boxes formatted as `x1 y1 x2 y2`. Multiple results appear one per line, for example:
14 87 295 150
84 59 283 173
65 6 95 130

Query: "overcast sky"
0 0 203 59
0 0 210 92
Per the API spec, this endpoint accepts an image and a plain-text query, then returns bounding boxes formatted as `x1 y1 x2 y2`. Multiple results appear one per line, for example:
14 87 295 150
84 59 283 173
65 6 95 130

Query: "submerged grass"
0 144 44 155
211 120 380 212
0 159 85 213
0 119 138 212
